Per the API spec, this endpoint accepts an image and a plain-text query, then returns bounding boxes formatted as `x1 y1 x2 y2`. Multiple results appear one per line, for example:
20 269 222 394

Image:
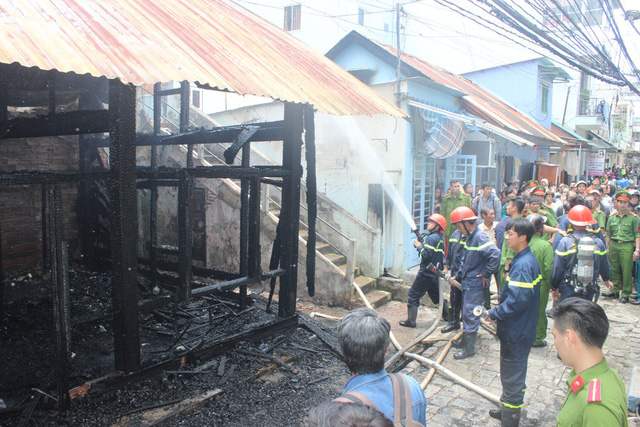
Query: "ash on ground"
0 267 348 426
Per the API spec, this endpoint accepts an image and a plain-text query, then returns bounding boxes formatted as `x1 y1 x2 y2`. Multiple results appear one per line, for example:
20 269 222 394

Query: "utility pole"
396 2 402 107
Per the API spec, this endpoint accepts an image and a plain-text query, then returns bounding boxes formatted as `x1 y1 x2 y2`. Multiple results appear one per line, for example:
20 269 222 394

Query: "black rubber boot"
454 332 477 359
399 305 418 328
451 332 465 349
489 408 502 420
441 303 460 333
501 406 521 427
442 299 450 322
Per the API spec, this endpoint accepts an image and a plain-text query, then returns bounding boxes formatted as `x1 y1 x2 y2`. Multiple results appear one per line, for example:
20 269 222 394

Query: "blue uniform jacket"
416 231 445 279
489 247 541 343
459 227 500 289
495 215 511 251
342 370 427 425
553 216 604 251
551 230 610 290
444 229 465 278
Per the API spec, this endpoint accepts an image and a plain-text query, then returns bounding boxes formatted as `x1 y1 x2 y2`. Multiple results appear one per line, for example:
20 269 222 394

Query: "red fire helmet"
450 206 478 224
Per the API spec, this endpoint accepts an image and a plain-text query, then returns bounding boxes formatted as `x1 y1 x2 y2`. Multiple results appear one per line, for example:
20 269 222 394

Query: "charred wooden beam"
0 75 7 123
304 105 317 297
137 166 290 180
0 166 288 186
47 71 56 114
249 177 262 285
0 171 110 186
177 169 193 301
41 185 48 269
136 179 179 189
48 185 71 408
260 178 283 187
180 81 192 168
190 268 286 299
239 144 251 309
138 257 240 281
223 126 258 164
0 224 3 322
71 316 297 400
278 103 304 318
1 110 109 139
109 79 140 373
150 82 162 291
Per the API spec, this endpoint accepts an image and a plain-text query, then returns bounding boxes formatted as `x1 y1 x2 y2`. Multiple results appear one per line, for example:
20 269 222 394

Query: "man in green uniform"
441 180 471 239
552 298 628 426
604 191 640 303
526 214 554 348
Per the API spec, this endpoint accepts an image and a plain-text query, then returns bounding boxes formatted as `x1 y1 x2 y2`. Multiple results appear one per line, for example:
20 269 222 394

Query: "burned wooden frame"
0 65 318 404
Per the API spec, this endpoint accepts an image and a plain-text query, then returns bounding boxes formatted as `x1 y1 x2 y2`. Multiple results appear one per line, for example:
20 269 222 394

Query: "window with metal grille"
412 155 435 232
284 4 301 31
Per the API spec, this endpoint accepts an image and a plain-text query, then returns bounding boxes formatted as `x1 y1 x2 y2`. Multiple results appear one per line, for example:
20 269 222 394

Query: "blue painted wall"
462 59 554 130
332 42 464 270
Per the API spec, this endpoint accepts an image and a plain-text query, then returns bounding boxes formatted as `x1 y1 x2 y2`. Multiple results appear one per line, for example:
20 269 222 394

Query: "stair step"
351 290 392 309
354 275 376 294
323 252 346 265
315 242 333 255
338 264 361 277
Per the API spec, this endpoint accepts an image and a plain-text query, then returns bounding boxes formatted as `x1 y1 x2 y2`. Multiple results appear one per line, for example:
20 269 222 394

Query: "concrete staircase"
297 223 392 309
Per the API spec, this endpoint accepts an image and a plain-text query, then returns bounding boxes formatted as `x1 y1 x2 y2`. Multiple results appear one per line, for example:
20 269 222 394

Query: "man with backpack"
336 308 426 425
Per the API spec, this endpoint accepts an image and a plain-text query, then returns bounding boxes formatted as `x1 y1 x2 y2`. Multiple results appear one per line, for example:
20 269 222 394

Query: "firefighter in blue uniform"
450 206 500 359
487 217 541 427
400 214 447 328
441 227 466 333
552 205 611 301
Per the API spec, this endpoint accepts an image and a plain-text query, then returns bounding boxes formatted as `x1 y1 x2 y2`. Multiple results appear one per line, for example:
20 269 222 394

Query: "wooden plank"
113 389 223 426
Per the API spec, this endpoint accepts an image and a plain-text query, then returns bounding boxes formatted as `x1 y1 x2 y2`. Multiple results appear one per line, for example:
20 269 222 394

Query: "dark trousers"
451 286 462 312
461 287 484 333
408 274 439 307
499 340 532 408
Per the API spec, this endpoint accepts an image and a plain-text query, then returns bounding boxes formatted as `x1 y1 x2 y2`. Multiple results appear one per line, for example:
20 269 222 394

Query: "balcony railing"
578 97 607 116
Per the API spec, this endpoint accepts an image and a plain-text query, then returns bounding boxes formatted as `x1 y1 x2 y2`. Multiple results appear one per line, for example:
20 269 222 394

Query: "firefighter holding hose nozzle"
449 206 500 360
399 213 447 328
551 205 611 302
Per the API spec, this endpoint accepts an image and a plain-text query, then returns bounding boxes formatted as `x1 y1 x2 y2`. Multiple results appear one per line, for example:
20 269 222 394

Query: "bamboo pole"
420 330 463 389
384 279 444 368
351 278 402 350
405 352 501 405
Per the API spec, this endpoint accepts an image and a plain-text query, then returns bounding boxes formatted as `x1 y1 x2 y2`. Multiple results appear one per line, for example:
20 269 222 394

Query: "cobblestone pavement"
299 295 640 426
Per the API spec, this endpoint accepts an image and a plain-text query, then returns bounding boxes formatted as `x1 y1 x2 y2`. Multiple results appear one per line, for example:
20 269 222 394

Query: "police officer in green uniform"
526 214 554 348
604 191 640 303
441 180 471 239
552 298 628 426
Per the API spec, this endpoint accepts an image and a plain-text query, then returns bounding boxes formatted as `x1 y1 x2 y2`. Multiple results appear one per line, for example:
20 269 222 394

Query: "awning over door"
410 104 470 159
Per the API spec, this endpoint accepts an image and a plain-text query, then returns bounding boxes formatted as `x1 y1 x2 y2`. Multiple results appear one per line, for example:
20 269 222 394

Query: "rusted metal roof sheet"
366 38 565 145
0 0 405 118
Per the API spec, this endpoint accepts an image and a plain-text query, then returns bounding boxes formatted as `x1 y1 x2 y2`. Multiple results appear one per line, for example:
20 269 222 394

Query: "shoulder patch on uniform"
570 375 584 393
631 212 638 217
587 379 601 402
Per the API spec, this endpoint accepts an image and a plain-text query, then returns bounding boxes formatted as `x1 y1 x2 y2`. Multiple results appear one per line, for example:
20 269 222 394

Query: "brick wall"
0 136 79 272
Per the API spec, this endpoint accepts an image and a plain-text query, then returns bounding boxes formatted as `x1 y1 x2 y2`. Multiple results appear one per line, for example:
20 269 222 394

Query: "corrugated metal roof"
0 0 405 118
384 45 565 145
331 32 564 145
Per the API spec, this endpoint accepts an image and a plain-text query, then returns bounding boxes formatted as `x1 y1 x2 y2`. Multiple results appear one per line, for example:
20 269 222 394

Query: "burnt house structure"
0 0 403 409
